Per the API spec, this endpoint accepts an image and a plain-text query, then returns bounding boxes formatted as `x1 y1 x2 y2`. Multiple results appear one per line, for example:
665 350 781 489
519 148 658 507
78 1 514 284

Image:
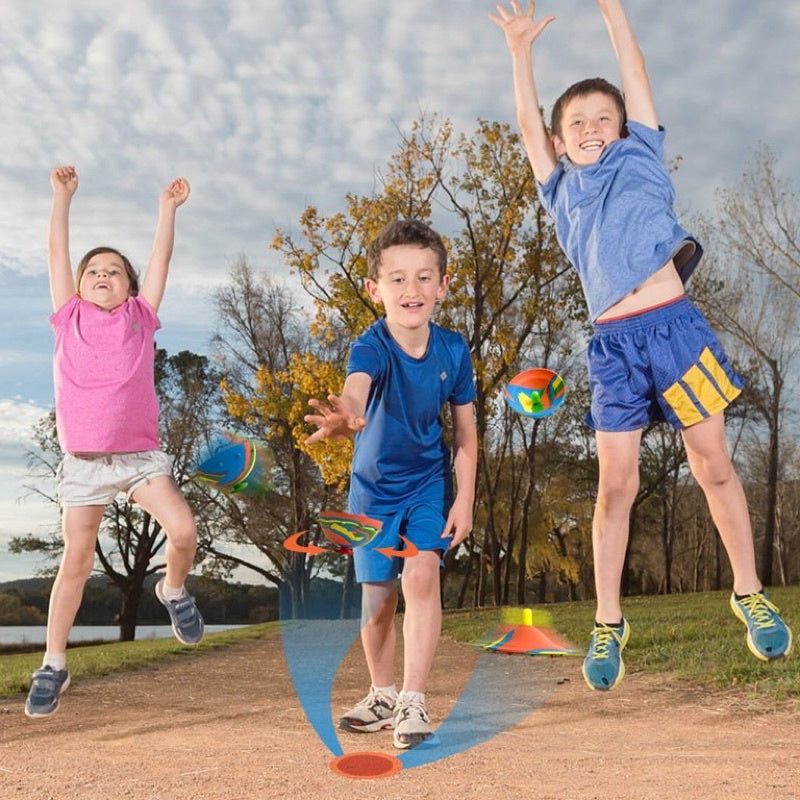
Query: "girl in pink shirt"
25 167 204 719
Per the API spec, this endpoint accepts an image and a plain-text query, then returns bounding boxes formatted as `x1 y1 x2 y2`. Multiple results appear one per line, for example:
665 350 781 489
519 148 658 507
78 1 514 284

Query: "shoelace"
361 689 396 715
738 593 779 629
589 624 624 660
396 698 429 723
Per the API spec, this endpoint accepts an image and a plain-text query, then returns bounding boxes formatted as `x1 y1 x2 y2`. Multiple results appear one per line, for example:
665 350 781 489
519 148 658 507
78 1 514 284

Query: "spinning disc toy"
316 510 383 549
504 367 566 418
194 433 272 495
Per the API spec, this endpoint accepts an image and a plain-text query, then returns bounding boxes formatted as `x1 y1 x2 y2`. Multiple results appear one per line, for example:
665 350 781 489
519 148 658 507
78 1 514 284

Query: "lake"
0 624 246 646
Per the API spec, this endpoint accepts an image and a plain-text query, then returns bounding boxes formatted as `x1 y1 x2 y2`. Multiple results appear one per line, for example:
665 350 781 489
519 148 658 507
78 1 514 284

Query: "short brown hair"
366 219 447 281
550 77 627 141
76 247 139 296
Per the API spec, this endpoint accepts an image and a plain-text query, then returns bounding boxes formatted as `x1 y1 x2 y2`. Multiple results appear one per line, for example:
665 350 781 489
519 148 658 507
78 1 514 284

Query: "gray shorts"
56 450 175 507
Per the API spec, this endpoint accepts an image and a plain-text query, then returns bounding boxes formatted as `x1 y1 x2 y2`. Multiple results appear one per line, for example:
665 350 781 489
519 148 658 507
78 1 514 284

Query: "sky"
2 0 799 582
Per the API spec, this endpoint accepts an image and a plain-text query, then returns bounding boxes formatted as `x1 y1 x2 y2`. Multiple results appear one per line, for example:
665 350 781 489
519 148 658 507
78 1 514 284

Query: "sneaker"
155 578 205 645
339 687 397 733
393 695 433 750
730 591 793 661
582 619 630 692
24 666 70 718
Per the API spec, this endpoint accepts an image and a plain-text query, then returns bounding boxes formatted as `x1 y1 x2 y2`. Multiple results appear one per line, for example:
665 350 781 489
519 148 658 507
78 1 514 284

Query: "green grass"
0 622 280 696
442 585 800 702
3 587 799 703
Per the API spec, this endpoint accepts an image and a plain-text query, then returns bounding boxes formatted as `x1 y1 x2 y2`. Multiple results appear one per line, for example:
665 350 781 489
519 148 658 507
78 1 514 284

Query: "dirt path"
1 631 798 800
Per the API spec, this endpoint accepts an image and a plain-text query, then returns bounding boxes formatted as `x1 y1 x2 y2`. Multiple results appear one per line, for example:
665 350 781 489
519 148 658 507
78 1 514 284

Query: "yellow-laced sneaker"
730 591 792 661
582 619 630 691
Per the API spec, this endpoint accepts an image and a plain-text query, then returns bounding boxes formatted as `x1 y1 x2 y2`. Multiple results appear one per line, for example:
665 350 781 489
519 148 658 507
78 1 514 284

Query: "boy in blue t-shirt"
305 219 477 748
491 0 791 691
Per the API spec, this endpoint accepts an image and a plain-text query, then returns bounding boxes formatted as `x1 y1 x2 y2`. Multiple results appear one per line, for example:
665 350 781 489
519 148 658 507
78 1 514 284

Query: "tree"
203 262 351 618
712 145 800 302
696 151 800 586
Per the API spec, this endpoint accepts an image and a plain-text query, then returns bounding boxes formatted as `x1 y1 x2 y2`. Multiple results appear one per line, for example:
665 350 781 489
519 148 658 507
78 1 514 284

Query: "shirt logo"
440 371 448 381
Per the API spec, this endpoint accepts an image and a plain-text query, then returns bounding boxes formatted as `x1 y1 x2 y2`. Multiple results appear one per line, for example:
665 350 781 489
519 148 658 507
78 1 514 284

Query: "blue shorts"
353 502 449 583
586 297 744 432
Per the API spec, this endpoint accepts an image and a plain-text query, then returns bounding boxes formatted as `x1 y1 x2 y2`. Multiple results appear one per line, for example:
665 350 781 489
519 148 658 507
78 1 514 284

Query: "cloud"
0 399 49 450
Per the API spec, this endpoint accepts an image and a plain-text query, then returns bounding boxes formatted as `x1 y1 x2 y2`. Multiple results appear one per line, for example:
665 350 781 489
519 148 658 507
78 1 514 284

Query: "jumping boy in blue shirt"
491 0 791 691
305 219 478 747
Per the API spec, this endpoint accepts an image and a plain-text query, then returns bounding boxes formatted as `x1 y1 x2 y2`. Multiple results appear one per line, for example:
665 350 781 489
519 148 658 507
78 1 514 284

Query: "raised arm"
139 177 190 312
597 0 658 128
490 1 558 183
304 371 372 444
48 166 78 312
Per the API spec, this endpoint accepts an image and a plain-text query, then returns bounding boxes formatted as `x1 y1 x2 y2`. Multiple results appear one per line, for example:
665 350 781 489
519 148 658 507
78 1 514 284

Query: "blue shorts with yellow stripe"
586 296 744 431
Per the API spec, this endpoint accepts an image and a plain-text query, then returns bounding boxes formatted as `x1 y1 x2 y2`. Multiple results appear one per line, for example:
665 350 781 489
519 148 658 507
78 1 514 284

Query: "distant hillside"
0 575 279 626
0 573 358 626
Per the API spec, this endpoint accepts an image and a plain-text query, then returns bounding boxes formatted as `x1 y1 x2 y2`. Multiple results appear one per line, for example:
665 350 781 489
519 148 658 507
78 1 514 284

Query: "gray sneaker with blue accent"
25 666 71 718
155 578 205 645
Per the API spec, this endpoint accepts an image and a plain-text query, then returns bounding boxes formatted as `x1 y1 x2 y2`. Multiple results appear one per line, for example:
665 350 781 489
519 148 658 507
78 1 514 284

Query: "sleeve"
536 161 565 213
346 337 383 380
49 293 80 330
135 294 161 332
626 120 666 160
450 338 476 406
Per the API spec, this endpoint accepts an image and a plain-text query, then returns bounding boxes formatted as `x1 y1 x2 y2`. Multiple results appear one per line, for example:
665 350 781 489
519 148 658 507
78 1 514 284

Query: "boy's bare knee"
597 474 639 509
401 555 440 600
691 458 735 491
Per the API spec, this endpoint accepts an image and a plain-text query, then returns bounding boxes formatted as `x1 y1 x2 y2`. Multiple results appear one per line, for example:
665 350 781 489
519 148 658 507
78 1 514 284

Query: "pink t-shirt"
51 294 161 453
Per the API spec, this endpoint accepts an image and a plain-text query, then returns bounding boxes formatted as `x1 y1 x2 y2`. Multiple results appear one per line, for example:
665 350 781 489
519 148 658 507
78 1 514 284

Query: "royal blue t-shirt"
538 120 703 320
346 318 476 516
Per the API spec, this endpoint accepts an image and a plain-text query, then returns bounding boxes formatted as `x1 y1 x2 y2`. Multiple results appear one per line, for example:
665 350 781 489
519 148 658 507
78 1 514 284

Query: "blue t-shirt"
346 318 476 516
538 121 703 320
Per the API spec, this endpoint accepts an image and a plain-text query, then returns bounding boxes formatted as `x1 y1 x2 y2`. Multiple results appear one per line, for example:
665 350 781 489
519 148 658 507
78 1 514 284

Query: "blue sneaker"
25 666 70 718
582 619 630 691
155 579 205 645
730 591 792 661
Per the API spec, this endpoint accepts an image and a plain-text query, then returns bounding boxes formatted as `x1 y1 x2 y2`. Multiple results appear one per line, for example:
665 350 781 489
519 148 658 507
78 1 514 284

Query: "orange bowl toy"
504 368 566 418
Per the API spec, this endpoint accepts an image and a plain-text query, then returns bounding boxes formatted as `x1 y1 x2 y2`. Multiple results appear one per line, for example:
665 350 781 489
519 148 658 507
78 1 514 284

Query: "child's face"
78 251 132 311
366 244 449 331
552 91 624 166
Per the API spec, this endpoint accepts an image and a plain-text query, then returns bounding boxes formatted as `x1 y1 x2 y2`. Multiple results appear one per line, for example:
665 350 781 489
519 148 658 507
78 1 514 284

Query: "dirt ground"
1 630 798 800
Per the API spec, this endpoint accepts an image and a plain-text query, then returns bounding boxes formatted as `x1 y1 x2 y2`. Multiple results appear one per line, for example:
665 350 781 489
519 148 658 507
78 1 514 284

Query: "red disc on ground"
329 752 403 779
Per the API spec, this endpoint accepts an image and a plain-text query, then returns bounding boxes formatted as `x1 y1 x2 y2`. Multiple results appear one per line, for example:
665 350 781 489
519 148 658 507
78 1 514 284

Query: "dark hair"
366 219 447 281
76 247 139 296
550 77 627 141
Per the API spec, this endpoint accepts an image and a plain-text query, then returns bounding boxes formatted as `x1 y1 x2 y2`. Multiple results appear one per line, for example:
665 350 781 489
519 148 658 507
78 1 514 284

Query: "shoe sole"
729 595 793 661
155 580 204 646
338 717 395 733
24 674 71 719
582 621 630 692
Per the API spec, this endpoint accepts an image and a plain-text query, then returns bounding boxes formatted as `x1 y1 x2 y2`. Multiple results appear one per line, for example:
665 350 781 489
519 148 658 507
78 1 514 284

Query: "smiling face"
366 244 449 333
551 89 626 166
77 250 133 311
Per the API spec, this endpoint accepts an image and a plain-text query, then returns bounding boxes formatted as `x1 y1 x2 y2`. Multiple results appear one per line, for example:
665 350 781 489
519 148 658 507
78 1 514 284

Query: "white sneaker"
392 695 433 750
339 687 397 733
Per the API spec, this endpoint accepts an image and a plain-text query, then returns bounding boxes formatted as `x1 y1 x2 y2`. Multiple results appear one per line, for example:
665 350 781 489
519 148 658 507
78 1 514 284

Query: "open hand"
304 394 366 444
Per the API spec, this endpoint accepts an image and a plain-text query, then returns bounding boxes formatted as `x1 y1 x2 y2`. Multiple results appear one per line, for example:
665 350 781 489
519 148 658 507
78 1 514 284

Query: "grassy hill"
2 587 797 700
